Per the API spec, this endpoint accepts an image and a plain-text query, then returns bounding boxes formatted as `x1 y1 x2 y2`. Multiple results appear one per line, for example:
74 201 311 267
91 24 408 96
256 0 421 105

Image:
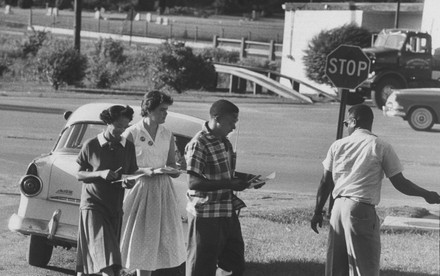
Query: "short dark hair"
141 90 173 117
209 99 239 118
348 104 374 126
100 105 134 124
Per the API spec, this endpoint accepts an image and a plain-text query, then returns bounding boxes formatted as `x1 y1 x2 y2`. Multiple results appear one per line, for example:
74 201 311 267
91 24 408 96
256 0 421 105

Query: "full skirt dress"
119 122 186 271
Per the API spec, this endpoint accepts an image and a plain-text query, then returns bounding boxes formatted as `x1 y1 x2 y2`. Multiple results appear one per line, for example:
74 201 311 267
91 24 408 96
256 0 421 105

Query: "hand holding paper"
247 172 276 189
153 167 181 176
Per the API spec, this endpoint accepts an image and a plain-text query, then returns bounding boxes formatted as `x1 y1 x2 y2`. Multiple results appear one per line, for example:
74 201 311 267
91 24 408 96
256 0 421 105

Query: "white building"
280 2 423 97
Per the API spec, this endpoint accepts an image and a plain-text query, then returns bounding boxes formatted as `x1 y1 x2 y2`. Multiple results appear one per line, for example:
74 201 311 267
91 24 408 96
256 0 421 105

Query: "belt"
336 195 374 207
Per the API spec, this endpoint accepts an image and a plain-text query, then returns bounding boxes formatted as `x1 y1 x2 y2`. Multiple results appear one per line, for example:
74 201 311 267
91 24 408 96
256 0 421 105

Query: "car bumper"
8 212 77 247
382 105 406 118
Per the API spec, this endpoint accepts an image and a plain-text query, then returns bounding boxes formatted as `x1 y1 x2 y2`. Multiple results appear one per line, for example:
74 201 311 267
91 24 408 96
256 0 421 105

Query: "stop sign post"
325 44 371 139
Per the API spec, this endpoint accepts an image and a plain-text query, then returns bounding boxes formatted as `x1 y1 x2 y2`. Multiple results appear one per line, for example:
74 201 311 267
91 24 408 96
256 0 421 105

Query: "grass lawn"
238 190 440 276
2 190 438 276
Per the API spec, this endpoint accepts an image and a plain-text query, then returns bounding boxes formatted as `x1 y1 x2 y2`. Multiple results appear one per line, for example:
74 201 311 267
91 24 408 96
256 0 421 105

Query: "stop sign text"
327 58 369 77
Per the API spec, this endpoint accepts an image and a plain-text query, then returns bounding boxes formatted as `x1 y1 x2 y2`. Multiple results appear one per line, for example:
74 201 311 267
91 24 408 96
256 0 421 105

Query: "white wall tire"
408 107 435 131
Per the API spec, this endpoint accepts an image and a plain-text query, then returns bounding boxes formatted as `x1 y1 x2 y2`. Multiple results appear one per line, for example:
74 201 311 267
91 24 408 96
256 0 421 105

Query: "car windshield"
53 123 106 153
374 32 406 50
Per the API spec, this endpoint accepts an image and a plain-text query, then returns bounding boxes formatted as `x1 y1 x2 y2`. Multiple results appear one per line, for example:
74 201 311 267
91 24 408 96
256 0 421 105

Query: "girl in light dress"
120 91 186 276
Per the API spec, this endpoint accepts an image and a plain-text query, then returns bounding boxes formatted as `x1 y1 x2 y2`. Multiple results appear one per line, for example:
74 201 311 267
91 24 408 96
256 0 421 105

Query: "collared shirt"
323 129 403 205
97 132 127 148
77 132 138 217
185 122 243 218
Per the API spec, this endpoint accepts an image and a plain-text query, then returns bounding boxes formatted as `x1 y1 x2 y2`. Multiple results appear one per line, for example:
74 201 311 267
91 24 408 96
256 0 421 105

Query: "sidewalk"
381 212 439 232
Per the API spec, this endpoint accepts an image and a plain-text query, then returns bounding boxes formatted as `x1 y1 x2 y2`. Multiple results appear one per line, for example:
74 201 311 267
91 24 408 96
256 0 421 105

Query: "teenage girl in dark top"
76 105 138 276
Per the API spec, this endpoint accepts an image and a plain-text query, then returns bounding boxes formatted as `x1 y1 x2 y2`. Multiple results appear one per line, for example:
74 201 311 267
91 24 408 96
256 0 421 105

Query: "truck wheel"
408 107 435 131
27 235 53 267
371 78 403 109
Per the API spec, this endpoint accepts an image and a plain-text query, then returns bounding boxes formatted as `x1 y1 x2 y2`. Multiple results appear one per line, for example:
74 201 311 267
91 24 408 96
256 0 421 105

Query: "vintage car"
8 102 205 267
383 88 440 131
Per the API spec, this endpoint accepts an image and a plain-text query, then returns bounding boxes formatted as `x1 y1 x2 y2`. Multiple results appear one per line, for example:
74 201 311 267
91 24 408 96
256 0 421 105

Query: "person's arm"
77 167 119 183
389 173 440 204
311 170 334 234
188 171 249 192
76 141 119 183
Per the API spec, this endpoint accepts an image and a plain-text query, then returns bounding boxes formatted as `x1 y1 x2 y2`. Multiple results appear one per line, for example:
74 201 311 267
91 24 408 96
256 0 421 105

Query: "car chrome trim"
8 213 77 246
19 175 43 197
48 209 61 240
49 196 80 205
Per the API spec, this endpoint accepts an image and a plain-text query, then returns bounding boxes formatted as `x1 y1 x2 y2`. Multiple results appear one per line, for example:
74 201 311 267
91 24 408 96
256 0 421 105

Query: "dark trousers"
186 212 245 276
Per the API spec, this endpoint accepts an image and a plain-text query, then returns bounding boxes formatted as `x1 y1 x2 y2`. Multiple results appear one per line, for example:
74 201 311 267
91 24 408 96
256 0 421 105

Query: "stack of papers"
248 172 276 188
111 167 181 183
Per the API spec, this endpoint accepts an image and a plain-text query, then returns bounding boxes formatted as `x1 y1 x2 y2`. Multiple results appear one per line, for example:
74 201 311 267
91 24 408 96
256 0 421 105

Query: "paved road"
1 94 440 208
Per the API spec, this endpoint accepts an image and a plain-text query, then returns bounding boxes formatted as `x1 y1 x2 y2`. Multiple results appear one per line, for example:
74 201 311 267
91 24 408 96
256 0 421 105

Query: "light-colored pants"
326 197 380 276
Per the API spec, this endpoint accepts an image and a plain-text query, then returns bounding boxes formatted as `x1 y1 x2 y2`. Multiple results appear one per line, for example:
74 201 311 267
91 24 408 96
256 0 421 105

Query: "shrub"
93 38 126 65
17 0 32 8
35 39 88 90
238 57 280 71
151 41 217 93
0 57 10 77
86 38 128 88
21 29 48 57
303 23 372 86
199 47 240 64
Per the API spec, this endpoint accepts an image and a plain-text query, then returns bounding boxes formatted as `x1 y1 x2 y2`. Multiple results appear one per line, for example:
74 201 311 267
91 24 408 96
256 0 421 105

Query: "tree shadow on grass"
45 265 75 275
380 269 438 276
245 260 325 276
245 261 437 276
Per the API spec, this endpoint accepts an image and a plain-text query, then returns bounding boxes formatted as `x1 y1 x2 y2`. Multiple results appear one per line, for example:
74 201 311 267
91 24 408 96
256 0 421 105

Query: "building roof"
283 2 423 12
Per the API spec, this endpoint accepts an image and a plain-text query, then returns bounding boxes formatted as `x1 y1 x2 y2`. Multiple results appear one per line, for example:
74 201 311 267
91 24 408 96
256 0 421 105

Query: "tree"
36 39 88 90
303 23 372 86
151 41 216 93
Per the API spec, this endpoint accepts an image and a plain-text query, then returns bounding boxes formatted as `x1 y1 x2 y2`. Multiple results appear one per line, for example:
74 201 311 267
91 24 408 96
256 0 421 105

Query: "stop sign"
325 44 371 90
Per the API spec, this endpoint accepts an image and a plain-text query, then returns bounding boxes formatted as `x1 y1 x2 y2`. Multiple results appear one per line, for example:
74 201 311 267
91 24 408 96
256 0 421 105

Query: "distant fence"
213 35 282 61
21 8 284 43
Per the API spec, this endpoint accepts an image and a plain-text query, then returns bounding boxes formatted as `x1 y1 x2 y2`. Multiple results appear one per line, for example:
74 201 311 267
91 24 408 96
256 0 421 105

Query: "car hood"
362 46 399 57
393 88 440 96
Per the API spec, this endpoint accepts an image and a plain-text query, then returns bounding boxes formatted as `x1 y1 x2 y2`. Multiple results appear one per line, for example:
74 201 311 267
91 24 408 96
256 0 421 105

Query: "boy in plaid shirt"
185 100 249 276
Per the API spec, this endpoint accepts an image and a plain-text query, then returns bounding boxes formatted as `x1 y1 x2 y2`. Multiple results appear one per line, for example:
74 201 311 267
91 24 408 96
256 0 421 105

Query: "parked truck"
357 29 440 109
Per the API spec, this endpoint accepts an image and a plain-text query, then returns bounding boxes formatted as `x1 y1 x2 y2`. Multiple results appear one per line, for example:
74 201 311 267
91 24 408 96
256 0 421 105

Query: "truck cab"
358 29 440 109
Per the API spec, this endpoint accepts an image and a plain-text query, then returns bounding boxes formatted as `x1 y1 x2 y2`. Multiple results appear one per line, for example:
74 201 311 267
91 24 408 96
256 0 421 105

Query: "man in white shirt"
311 104 440 276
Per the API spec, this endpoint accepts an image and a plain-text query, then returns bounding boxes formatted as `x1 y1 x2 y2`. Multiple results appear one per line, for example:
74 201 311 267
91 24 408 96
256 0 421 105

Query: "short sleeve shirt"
77 133 138 217
185 122 238 218
322 129 403 205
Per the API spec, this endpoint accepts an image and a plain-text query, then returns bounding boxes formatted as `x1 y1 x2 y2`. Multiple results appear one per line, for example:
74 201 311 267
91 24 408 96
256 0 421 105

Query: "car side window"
54 123 105 153
174 134 191 170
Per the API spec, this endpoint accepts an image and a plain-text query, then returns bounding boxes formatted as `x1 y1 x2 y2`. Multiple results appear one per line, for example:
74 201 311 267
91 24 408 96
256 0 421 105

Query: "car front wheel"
27 235 53 267
408 107 435 131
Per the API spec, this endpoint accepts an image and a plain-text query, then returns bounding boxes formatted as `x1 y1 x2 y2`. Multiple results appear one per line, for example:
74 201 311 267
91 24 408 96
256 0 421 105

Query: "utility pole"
394 0 401 29
74 0 82 52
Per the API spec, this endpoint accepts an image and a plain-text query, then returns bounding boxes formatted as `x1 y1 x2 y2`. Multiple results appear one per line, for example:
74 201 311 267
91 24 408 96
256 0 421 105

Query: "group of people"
76 91 249 276
75 89 440 276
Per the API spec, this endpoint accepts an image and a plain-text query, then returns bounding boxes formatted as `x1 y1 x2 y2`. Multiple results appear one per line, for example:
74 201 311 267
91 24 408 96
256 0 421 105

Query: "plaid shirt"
185 122 245 218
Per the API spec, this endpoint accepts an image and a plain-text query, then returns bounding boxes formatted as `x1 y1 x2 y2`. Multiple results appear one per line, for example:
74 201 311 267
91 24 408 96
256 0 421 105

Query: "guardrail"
214 63 339 101
213 35 282 61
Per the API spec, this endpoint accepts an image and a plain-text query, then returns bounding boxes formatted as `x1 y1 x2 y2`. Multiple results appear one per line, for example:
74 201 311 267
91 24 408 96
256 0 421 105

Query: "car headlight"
19 175 43 197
